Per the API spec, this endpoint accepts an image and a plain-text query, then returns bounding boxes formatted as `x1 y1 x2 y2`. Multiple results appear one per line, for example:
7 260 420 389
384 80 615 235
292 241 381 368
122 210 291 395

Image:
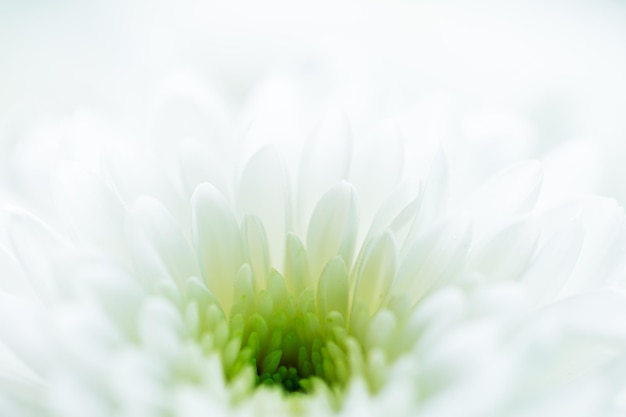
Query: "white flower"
1 74 626 417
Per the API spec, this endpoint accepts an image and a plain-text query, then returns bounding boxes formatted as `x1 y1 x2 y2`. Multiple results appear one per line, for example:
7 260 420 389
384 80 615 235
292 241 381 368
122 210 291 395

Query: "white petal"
109 349 167 415
0 350 45 416
404 148 448 247
102 145 186 226
538 140 602 210
470 160 542 236
232 264 256 318
405 287 469 353
7 209 66 303
416 322 514 417
560 198 626 296
0 246 32 298
150 72 231 155
192 183 244 312
55 163 126 257
178 138 229 199
468 216 539 283
365 309 397 352
317 256 349 320
0 292 51 376
522 220 583 307
530 289 626 342
395 216 472 306
127 196 198 291
53 304 123 376
138 297 185 362
48 370 112 417
61 259 145 339
352 232 397 315
239 75 311 163
0 339 42 385
469 283 527 318
173 384 229 417
517 290 626 400
350 119 404 228
237 146 290 269
306 181 358 280
283 233 311 295
298 112 351 232
366 178 421 245
241 215 271 288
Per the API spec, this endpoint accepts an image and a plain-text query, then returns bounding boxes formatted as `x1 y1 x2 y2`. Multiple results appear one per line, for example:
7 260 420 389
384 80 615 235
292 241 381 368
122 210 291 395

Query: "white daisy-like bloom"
1 74 626 417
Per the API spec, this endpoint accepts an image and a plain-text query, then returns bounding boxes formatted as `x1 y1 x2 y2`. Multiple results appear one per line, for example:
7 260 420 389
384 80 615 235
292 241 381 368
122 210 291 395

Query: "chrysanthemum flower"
1 74 626 417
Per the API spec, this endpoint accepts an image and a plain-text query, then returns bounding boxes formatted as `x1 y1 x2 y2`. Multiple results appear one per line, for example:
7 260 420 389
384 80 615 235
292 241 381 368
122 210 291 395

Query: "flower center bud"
222 266 354 395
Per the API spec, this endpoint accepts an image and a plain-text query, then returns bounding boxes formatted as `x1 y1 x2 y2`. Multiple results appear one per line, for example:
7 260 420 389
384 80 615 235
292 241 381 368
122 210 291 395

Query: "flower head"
1 74 626 417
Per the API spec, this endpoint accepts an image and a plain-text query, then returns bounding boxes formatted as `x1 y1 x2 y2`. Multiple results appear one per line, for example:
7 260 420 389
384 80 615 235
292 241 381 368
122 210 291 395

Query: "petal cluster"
1 76 626 417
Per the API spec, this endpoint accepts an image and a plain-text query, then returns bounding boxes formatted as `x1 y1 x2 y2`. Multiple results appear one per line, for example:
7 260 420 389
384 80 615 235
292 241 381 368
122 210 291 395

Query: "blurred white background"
2 0 626 204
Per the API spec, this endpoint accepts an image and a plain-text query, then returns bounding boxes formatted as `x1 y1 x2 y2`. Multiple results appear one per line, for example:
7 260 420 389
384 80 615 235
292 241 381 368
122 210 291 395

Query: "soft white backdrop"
2 0 626 202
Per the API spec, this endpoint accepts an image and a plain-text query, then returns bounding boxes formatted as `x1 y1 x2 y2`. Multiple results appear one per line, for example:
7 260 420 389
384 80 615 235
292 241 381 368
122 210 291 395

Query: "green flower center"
183 234 410 403
223 268 355 395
